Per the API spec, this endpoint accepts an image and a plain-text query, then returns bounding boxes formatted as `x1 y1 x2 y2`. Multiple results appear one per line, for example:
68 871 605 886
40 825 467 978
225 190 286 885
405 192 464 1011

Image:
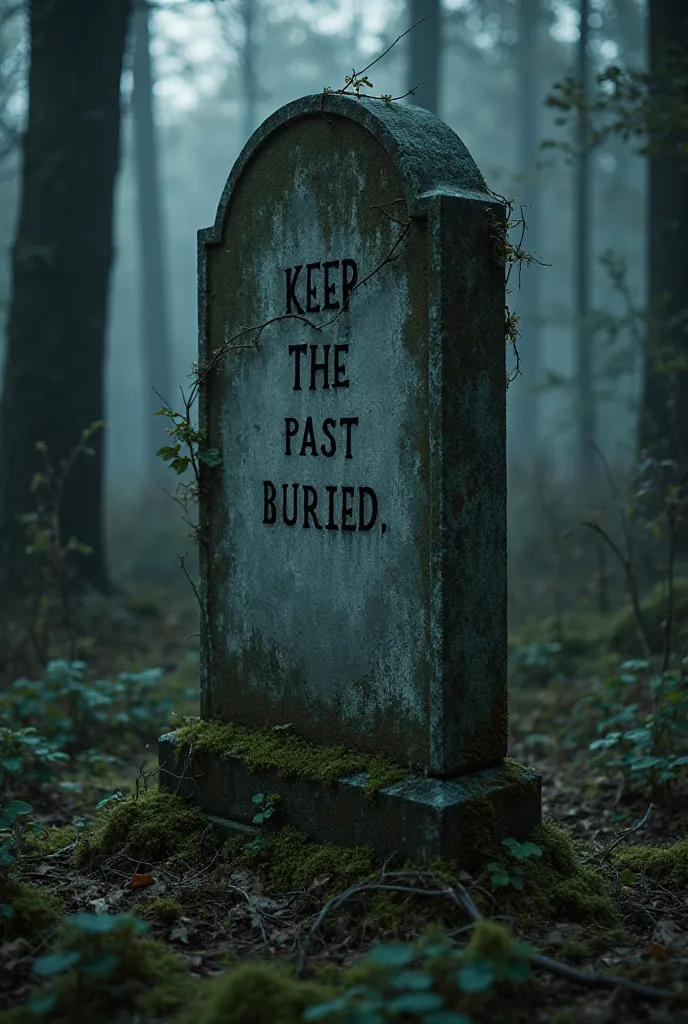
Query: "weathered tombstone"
159 93 541 859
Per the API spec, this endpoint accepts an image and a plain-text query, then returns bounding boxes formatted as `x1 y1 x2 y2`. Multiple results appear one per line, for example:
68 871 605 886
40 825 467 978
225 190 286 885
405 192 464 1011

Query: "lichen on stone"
174 718 408 794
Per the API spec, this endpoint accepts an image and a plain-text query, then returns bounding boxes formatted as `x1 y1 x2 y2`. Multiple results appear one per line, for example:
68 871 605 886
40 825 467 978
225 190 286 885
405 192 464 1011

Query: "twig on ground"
296 869 675 1002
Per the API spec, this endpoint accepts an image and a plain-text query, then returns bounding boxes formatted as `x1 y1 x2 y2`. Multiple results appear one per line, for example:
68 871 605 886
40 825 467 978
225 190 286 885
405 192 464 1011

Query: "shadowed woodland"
0 1 687 1022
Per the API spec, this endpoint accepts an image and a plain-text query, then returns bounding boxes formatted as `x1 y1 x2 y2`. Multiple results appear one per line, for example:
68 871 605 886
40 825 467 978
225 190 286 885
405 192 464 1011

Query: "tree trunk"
407 0 441 115
510 0 542 463
131 0 172 479
0 0 131 594
576 0 595 479
639 3 688 468
241 0 258 141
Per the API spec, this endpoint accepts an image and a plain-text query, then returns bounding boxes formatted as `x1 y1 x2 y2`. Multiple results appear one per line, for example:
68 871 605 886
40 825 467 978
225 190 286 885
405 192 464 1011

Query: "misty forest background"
0 0 673 630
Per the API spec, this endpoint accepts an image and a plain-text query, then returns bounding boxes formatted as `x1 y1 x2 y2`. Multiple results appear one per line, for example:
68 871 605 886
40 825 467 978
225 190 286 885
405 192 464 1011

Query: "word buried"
262 481 385 534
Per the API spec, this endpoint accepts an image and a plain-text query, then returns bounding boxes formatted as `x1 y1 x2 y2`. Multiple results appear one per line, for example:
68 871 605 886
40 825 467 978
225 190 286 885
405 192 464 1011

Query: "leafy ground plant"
486 837 543 891
23 912 190 1021
304 922 533 1023
586 658 688 796
0 659 174 754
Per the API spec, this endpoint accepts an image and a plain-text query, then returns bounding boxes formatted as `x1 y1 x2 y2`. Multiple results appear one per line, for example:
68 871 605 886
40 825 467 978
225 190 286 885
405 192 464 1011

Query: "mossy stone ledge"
158 723 541 863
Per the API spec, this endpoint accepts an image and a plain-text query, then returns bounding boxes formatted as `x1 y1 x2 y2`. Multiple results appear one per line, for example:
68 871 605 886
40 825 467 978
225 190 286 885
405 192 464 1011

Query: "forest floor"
0 584 686 1023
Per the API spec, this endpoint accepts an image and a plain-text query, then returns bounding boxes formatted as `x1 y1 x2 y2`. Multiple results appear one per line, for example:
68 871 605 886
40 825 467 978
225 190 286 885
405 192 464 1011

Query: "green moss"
75 792 218 866
465 919 518 959
615 836 688 888
510 822 621 929
192 962 334 1024
560 936 588 962
0 880 62 943
607 577 688 656
549 1011 577 1024
236 825 376 896
23 826 77 858
134 897 184 923
175 719 407 795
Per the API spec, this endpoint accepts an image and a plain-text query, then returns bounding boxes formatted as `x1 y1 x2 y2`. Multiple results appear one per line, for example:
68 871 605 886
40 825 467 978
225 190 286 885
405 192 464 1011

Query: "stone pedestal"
159 731 541 862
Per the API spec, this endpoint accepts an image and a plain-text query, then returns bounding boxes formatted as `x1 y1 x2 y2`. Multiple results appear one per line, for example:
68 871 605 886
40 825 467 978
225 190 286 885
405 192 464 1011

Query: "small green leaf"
0 758 23 774
28 990 58 1015
457 960 494 993
79 953 119 976
509 874 525 890
511 841 543 860
506 959 531 983
423 1014 472 1024
391 969 433 991
4 800 33 820
198 448 221 466
34 950 82 977
251 793 266 805
96 792 123 811
387 993 444 1014
365 943 416 968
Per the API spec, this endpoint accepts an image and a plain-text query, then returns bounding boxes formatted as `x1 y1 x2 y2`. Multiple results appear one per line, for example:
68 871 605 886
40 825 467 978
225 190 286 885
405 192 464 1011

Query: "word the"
288 343 349 391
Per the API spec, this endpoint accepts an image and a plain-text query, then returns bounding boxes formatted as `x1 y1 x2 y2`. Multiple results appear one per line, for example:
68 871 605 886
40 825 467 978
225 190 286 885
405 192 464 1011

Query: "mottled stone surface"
197 94 507 776
159 733 542 862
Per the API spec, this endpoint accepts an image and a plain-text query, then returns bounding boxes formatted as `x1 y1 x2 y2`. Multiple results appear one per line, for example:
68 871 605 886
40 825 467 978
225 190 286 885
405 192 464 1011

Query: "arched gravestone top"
197 93 507 776
200 93 492 249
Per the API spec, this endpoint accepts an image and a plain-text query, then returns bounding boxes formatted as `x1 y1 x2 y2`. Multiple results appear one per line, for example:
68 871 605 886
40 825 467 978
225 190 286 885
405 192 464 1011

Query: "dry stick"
586 803 653 866
296 873 673 1002
346 15 437 83
580 520 652 660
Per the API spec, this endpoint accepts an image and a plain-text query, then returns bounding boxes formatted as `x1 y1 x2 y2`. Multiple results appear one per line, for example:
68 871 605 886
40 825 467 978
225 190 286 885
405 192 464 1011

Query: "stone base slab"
158 732 542 863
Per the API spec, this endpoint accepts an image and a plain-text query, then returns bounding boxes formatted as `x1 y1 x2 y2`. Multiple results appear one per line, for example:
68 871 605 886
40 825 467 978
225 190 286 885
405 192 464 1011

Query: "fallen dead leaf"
127 873 153 890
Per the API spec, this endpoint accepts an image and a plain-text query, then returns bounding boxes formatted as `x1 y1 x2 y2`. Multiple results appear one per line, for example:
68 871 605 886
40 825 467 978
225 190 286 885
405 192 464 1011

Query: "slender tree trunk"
241 0 257 140
639 3 688 467
576 0 594 478
131 0 172 478
510 0 542 461
407 0 441 114
0 0 131 595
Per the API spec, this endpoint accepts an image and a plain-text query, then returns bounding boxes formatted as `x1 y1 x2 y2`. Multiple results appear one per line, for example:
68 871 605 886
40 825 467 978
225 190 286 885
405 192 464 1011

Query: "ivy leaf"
251 793 266 805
